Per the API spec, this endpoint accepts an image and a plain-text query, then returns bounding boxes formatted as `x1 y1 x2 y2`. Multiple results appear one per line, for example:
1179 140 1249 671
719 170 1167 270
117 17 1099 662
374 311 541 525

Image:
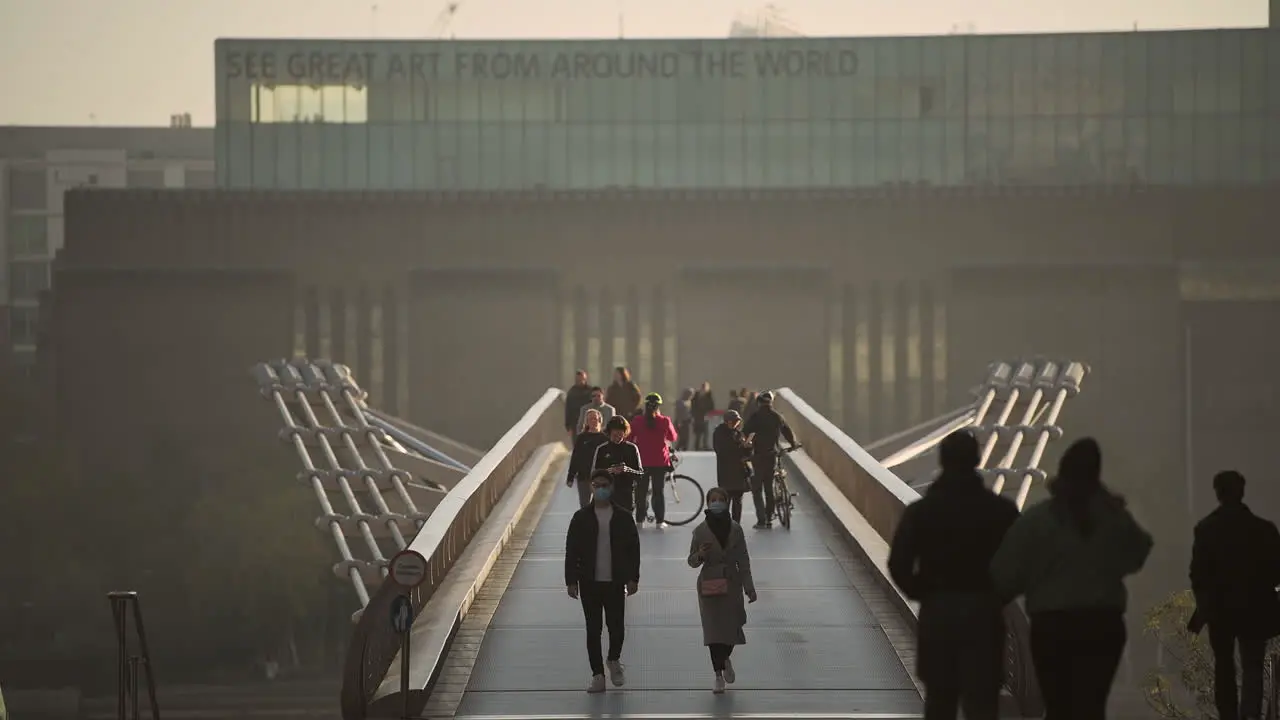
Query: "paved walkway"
452 452 923 720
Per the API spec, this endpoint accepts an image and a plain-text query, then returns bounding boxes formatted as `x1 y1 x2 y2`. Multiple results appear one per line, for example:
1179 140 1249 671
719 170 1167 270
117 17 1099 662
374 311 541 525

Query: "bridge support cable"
862 405 975 455
361 409 472 473
880 361 1014 470
253 358 451 606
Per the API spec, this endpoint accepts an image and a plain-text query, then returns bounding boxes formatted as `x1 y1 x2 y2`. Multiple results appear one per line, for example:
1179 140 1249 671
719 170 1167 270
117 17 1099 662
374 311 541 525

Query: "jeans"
580 581 627 676
635 468 667 523
1030 608 1126 720
751 453 778 524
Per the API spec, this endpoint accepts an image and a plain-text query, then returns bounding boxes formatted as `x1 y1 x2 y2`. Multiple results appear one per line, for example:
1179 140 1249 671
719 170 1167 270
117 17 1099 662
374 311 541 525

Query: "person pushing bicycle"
740 390 798 529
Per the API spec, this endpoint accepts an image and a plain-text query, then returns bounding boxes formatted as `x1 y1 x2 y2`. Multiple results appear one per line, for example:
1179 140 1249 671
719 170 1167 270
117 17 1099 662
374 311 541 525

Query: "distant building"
728 4 804 38
0 126 214 380
215 25 1280 193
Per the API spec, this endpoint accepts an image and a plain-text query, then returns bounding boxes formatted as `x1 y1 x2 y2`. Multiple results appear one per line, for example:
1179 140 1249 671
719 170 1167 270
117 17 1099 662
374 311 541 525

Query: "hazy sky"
0 0 1268 126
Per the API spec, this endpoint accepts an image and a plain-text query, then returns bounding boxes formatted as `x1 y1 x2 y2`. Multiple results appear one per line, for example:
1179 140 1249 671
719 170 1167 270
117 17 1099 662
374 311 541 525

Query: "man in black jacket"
566 471 641 694
565 369 594 436
712 410 752 523
740 391 797 528
590 415 645 513
887 430 1019 720
1191 470 1280 720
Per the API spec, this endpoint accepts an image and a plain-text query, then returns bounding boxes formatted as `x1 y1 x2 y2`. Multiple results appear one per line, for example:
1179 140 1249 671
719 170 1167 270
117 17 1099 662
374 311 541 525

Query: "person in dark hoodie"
712 410 752 523
990 438 1153 720
565 369 594 437
591 415 645 514
888 430 1019 720
1189 470 1280 720
565 470 641 693
606 366 643 420
567 409 609 507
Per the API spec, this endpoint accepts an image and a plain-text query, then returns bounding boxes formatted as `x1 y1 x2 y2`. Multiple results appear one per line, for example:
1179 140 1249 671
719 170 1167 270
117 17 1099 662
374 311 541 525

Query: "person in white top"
565 471 641 694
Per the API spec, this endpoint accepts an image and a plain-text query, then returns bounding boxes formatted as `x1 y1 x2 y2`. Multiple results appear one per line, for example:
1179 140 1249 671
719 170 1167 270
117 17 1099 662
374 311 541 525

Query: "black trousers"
709 643 735 672
1029 608 1127 720
727 490 746 524
635 468 667 523
612 475 635 513
918 596 1004 720
1209 620 1267 720
580 581 627 675
750 453 778 524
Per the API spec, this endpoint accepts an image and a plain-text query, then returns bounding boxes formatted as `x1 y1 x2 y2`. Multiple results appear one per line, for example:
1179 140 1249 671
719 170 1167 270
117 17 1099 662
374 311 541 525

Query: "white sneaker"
607 660 626 687
586 674 606 693
713 673 726 694
722 658 736 684
657 521 669 529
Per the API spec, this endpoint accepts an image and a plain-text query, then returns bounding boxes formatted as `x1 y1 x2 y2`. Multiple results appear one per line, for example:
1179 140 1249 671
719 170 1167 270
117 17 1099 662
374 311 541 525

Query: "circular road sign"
389 549 429 588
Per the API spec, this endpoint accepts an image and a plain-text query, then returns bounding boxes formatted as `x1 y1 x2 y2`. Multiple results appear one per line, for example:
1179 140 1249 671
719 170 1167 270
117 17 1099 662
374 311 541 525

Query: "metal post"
110 594 130 720
129 656 142 720
401 627 411 720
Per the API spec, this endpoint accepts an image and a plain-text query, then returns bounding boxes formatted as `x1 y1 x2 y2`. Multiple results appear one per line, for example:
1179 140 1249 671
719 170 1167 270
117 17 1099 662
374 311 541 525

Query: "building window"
8 305 38 346
251 84 368 123
9 261 50 301
126 169 166 188
7 168 47 210
7 216 48 258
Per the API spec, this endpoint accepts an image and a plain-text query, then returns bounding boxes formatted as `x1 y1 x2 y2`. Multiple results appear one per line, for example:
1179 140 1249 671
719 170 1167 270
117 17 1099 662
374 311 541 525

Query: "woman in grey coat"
687 487 758 694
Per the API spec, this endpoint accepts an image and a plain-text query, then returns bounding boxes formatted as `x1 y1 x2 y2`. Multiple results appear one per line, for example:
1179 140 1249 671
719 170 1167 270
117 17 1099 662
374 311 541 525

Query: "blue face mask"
593 487 612 502
707 500 728 514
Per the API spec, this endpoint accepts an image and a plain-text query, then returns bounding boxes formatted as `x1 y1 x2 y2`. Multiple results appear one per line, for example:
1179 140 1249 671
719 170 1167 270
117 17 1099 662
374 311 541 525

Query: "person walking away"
740 391 797 529
576 386 615 435
627 393 678 528
1189 470 1280 720
887 430 1019 720
712 410 752 523
606 366 643 420
674 388 694 452
565 369 594 438
742 391 759 422
565 471 641 693
688 487 757 694
591 415 645 514
990 438 1152 720
567 409 608 507
691 381 716 451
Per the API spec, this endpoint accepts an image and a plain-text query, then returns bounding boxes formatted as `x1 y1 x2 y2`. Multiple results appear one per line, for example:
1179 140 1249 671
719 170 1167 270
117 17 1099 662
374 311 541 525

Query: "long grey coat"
687 520 757 646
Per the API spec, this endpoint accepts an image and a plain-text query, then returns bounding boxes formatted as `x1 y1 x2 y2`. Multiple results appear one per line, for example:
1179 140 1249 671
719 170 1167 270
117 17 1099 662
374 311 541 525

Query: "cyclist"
591 415 645 513
712 409 752 523
627 392 679 528
740 390 797 529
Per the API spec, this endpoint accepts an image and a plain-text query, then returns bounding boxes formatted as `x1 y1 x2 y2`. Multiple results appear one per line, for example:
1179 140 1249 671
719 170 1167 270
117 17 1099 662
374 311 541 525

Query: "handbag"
699 562 730 596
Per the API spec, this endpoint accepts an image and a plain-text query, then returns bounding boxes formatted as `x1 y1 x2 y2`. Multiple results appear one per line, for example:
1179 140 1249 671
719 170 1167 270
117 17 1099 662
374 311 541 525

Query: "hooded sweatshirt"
990 492 1152 614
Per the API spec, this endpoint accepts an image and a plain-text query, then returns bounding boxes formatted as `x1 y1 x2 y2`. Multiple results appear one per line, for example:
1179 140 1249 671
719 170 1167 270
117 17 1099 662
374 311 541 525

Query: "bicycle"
770 444 803 530
645 452 704 527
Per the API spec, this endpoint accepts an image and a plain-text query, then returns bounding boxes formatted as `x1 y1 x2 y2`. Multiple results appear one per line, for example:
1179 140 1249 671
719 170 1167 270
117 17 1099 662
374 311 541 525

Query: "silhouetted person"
991 438 1152 720
1190 470 1280 720
565 369 594 436
691 381 716 450
888 430 1019 720
606 366 642 419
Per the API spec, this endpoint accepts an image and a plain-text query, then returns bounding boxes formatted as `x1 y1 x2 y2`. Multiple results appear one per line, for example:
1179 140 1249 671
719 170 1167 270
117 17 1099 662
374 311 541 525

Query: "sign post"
388 550 427 720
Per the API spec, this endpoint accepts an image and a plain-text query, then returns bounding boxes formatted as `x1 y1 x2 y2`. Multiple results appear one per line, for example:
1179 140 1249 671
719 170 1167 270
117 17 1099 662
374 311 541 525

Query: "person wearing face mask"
567 409 609 507
590 415 645 513
687 487 757 695
565 471 641 694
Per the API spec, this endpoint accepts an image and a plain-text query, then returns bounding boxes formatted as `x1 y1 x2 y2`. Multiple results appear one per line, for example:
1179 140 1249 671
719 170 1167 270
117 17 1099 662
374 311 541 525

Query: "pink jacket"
627 412 678 468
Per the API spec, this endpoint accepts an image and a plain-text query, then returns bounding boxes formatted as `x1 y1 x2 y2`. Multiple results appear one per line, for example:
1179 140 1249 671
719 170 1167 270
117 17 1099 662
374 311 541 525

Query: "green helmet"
644 392 663 406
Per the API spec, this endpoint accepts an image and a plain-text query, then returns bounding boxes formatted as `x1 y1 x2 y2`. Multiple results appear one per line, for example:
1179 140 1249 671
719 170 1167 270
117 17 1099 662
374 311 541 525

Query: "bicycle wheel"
774 477 792 529
662 474 705 526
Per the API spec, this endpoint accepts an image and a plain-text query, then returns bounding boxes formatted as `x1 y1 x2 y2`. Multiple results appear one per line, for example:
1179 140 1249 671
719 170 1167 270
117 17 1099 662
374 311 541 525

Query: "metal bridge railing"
107 591 160 720
251 358 449 608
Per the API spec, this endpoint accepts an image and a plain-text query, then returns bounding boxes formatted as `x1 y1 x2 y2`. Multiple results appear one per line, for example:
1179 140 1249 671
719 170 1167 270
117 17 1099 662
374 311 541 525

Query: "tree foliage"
1142 589 1280 719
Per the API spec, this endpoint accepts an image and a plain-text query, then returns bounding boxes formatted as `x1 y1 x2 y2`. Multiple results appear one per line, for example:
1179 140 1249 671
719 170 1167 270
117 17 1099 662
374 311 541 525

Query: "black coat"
712 423 751 493
1191 503 1280 631
565 384 594 431
742 406 797 455
564 503 641 586
567 431 607 485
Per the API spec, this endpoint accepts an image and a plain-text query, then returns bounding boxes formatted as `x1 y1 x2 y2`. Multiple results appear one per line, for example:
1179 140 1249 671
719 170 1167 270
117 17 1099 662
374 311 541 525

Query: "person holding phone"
590 415 645 513
687 487 757 694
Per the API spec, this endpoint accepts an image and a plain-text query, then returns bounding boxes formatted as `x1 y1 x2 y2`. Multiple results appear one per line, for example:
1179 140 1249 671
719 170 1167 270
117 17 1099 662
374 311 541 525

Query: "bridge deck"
453 452 923 720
